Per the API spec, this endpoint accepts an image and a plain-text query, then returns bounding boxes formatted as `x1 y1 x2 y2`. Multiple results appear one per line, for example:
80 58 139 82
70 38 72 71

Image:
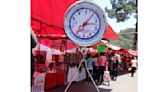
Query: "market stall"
32 43 88 90
33 44 66 90
128 50 138 56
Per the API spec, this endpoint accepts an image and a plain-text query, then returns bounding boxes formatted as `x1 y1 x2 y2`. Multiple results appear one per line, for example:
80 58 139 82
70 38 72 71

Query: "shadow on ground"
46 81 112 92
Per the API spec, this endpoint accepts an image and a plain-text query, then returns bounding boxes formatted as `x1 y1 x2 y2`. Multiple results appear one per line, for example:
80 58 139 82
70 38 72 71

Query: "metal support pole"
84 59 100 92
64 58 84 92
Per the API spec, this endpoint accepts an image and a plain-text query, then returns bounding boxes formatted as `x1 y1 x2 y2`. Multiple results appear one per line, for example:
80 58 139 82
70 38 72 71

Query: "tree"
105 0 137 50
110 28 136 50
105 0 137 22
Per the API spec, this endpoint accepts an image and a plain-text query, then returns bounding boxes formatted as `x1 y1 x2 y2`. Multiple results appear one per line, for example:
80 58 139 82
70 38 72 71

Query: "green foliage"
105 0 137 22
109 28 136 49
105 0 137 50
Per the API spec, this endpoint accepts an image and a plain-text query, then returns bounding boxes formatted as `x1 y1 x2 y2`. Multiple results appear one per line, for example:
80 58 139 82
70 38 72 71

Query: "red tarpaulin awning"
103 25 120 40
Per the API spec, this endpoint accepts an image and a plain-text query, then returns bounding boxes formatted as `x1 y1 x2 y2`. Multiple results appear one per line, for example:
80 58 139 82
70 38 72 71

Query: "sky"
91 0 137 33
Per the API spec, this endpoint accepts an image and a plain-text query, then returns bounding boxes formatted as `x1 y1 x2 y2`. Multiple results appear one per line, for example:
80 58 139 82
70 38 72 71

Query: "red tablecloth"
45 72 65 90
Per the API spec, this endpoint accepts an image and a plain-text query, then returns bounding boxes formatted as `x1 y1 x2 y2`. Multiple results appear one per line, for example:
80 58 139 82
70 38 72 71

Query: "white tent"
101 40 121 50
33 44 77 62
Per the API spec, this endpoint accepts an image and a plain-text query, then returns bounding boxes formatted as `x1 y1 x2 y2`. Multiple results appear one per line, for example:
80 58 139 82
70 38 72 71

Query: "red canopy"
31 0 78 35
103 25 120 40
31 0 119 48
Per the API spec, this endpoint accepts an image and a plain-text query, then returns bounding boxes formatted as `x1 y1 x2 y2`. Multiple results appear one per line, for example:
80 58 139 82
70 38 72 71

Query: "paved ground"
98 72 138 92
46 72 137 92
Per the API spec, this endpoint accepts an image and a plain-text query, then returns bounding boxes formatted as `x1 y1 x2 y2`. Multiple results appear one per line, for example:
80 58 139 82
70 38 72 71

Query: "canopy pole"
37 22 42 68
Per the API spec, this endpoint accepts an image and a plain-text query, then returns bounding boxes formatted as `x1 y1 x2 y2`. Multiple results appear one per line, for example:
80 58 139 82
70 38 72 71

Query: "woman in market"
106 50 113 78
115 51 122 75
97 52 108 85
130 57 138 77
92 54 99 82
112 52 119 81
86 54 95 82
108 53 114 80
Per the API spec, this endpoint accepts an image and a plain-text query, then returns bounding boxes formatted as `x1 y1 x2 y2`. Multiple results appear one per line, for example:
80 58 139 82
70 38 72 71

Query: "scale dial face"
64 1 107 46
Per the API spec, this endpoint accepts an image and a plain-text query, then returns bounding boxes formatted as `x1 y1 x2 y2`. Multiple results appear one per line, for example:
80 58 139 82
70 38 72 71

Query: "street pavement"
46 72 137 92
98 72 137 92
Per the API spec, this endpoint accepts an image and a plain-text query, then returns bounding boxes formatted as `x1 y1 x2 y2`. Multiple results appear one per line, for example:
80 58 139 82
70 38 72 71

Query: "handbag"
128 67 132 71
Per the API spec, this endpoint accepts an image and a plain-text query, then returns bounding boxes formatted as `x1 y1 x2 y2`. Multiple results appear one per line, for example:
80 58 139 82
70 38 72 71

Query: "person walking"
131 57 137 77
92 55 98 82
112 52 119 81
115 51 122 75
112 60 119 81
110 54 114 80
97 52 108 85
106 53 112 77
86 54 95 82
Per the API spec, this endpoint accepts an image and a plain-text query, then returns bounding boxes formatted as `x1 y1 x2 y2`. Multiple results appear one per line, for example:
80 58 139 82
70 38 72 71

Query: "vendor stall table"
45 72 65 90
32 72 46 92
67 66 86 83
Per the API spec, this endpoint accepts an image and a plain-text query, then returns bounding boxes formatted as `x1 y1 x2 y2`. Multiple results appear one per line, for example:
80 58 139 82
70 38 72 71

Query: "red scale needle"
76 13 95 32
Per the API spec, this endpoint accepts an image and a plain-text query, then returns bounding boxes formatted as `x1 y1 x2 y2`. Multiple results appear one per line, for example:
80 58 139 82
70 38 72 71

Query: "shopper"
112 52 119 81
92 54 99 82
112 60 118 81
86 54 94 81
106 53 112 77
131 57 137 77
115 51 122 75
97 52 108 85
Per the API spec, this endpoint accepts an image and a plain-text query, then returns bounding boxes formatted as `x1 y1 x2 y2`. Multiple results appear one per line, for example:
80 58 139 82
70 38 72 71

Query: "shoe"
98 82 101 85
